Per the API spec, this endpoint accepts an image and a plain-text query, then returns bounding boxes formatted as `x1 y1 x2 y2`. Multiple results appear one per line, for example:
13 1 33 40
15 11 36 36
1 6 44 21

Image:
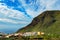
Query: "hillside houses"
22 32 45 36
22 32 37 36
0 32 45 38
0 32 7 38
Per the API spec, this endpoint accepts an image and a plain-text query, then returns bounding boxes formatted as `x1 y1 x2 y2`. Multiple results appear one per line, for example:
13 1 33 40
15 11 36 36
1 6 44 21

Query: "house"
22 32 37 36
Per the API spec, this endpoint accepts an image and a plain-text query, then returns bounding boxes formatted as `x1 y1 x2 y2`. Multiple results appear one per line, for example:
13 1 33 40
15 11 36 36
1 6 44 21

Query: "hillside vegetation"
17 11 60 35
17 11 60 40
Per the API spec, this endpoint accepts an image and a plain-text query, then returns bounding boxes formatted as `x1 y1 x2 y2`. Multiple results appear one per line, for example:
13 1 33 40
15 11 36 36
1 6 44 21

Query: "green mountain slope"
17 11 60 35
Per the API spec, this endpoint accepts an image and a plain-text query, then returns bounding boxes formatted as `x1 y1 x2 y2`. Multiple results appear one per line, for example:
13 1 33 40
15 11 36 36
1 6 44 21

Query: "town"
0 32 44 38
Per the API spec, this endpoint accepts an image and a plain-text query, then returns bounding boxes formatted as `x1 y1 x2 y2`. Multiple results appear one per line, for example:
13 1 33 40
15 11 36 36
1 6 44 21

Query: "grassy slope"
17 11 60 35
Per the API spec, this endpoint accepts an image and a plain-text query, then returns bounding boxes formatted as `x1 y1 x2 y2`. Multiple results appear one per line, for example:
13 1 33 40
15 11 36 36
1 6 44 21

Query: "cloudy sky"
0 0 60 33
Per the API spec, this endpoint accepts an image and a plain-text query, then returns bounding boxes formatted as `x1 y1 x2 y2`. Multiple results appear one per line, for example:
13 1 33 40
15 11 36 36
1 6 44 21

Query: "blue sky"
0 0 60 33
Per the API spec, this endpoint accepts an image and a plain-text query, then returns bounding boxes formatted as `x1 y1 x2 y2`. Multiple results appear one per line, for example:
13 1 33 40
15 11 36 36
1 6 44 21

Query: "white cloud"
0 18 16 23
40 0 60 10
0 2 32 25
0 18 31 24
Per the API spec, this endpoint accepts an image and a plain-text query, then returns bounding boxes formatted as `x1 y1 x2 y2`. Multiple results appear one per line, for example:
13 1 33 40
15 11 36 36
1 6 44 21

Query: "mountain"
17 11 60 35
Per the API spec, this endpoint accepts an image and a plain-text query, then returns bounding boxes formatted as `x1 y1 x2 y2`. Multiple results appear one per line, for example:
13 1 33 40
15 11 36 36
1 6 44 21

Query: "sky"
0 0 60 33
